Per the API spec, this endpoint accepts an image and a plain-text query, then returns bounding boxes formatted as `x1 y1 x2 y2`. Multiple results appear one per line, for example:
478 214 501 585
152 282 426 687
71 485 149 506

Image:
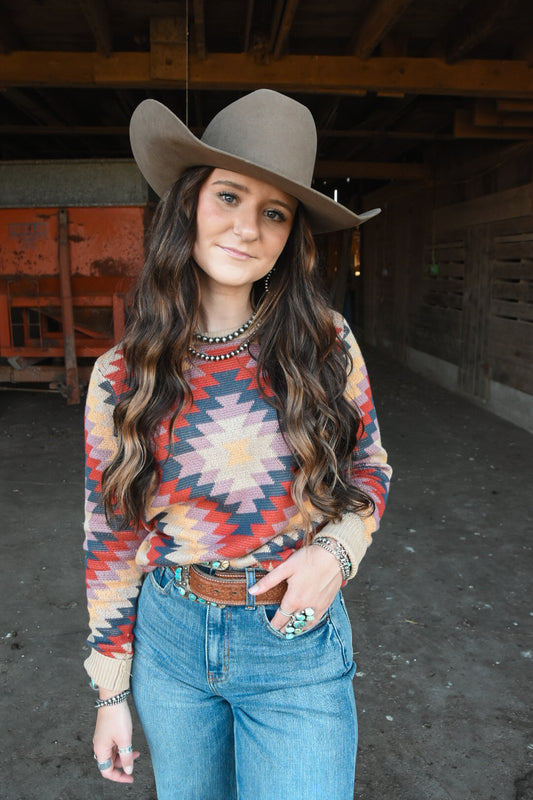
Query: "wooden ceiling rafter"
77 0 113 57
243 0 255 52
3 87 64 126
0 6 23 54
192 0 207 60
0 124 458 142
348 0 415 60
272 0 301 60
2 52 533 99
267 0 285 56
442 0 519 64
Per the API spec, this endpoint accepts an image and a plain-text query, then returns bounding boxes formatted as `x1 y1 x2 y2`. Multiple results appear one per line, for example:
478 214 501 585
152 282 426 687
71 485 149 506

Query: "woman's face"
193 168 298 296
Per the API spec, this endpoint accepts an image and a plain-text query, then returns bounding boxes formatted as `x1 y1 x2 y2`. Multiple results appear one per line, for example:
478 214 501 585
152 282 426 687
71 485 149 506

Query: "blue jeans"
132 566 357 800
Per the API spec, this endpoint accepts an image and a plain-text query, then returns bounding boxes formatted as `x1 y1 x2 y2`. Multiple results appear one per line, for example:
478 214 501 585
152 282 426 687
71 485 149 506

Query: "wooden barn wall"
362 148 533 431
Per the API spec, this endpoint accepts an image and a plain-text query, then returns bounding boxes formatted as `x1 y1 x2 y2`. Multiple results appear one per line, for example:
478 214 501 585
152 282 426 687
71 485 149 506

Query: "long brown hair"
102 166 374 535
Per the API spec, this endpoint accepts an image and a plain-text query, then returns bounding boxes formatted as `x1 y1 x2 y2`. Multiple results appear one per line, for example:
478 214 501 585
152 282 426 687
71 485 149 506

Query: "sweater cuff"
84 648 132 693
319 514 372 580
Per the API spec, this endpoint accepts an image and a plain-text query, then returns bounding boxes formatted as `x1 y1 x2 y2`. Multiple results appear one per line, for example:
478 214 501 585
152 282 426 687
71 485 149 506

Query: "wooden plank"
458 224 491 399
444 0 519 64
193 0 207 60
491 299 533 321
349 0 415 60
455 109 533 140
77 0 113 57
273 0 300 60
492 279 533 302
493 241 533 258
435 184 533 233
492 261 533 280
474 101 533 128
2 52 533 98
497 100 533 113
422 277 464 294
150 18 187 81
488 317 533 358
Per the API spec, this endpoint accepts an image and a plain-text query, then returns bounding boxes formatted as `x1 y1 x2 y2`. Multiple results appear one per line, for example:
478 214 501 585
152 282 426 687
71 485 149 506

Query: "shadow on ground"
1 347 531 799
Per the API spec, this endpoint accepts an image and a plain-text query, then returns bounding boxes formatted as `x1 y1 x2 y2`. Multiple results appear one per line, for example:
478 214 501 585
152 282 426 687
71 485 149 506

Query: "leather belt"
188 565 286 606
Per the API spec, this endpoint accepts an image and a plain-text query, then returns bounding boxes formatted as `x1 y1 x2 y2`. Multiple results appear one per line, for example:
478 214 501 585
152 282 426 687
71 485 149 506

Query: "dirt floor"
1 347 532 800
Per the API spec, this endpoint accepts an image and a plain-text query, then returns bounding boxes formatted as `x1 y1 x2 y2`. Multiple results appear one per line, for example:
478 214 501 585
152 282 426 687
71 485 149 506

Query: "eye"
265 208 287 223
217 191 238 204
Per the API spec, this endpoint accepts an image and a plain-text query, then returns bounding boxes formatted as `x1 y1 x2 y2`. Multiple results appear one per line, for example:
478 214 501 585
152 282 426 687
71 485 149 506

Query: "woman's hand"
249 541 343 632
93 695 140 783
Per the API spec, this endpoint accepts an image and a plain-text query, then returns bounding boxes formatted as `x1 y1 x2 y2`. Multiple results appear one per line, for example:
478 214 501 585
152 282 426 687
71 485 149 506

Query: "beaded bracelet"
94 689 131 709
312 536 352 581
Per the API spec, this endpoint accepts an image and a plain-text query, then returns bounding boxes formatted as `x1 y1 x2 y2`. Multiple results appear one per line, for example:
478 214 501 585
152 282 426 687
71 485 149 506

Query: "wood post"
57 208 80 404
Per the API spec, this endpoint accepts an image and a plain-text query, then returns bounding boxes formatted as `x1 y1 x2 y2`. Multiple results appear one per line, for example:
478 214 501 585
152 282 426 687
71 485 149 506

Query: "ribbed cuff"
319 514 372 580
84 648 132 693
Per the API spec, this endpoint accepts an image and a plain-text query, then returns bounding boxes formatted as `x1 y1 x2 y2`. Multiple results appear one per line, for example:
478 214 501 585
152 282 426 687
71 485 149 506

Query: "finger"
117 747 140 776
270 604 322 633
249 562 290 595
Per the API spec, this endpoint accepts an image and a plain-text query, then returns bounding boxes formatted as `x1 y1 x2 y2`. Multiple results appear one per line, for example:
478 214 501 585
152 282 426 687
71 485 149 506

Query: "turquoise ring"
284 606 315 639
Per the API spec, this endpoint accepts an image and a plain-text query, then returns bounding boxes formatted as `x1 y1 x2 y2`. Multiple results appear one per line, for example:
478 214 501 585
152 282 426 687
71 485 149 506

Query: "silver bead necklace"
189 312 255 362
194 312 255 344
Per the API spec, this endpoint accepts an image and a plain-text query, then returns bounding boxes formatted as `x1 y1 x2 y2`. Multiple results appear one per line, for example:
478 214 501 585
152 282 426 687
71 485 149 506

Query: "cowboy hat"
129 89 380 234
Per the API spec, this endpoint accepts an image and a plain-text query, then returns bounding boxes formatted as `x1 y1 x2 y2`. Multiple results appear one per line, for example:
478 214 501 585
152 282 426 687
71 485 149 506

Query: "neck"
198 288 253 335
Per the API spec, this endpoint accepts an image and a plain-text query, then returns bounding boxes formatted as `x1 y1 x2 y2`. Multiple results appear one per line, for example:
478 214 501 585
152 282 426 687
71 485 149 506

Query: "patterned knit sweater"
84 316 391 691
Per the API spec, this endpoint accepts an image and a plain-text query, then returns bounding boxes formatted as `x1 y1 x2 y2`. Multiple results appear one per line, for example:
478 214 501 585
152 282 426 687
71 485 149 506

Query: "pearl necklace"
189 312 255 362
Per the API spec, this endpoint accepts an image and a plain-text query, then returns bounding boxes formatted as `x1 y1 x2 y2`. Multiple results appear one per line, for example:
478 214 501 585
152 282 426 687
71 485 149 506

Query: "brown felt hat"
129 89 380 234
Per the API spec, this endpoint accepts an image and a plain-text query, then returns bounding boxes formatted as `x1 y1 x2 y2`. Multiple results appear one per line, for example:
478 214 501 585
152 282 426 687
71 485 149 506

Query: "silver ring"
278 607 293 618
118 745 133 755
94 755 113 771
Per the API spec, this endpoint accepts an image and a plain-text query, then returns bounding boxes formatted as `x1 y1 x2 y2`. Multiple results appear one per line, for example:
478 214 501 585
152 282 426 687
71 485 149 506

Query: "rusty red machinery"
0 161 150 403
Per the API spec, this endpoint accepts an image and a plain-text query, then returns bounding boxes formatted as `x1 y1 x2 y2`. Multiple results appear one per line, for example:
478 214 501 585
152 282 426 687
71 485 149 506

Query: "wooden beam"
444 0 518 64
2 88 64 125
2 52 533 99
243 0 254 52
193 0 207 60
497 99 533 113
150 18 186 81
315 160 431 180
474 101 533 128
349 0 416 60
267 0 285 55
455 109 533 139
77 0 113 57
0 6 23 54
272 0 300 61
435 183 533 233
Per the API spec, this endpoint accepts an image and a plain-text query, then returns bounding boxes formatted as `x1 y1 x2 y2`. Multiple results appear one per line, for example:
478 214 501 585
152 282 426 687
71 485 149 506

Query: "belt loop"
245 567 256 610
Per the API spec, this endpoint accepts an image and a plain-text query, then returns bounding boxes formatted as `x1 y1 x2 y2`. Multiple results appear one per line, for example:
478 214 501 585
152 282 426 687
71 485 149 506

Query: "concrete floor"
1 348 532 800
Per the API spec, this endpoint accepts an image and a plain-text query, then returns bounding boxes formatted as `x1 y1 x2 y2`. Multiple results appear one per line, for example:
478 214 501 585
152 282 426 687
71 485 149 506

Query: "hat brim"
130 100 380 234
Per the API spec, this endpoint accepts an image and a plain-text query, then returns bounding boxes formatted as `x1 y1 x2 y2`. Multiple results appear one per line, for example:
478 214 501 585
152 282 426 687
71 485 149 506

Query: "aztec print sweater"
84 315 391 691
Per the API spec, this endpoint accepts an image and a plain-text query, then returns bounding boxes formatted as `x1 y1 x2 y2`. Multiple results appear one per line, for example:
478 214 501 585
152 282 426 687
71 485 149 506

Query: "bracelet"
94 689 131 709
312 536 352 581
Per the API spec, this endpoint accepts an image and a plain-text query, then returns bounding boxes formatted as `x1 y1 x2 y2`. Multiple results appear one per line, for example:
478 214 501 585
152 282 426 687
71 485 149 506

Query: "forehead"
206 168 298 210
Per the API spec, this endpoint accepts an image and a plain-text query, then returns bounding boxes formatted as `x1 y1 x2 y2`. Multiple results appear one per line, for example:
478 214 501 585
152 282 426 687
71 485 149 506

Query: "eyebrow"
211 179 296 214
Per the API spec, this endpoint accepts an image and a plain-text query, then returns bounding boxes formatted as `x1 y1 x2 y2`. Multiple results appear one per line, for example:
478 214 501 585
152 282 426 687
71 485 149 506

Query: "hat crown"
201 90 317 189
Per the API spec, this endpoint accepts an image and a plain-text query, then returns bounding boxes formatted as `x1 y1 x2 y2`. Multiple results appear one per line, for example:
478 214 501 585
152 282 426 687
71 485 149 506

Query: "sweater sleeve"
320 317 392 579
83 358 146 692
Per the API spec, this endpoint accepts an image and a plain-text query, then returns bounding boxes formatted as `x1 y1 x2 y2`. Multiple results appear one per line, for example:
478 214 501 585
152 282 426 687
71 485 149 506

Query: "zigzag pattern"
84 317 391 667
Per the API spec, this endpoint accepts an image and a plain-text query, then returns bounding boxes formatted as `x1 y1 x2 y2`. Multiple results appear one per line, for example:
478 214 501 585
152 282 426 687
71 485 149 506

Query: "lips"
219 245 255 260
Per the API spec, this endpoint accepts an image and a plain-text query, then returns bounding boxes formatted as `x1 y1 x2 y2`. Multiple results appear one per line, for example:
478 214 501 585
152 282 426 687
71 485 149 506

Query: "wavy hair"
102 166 374 536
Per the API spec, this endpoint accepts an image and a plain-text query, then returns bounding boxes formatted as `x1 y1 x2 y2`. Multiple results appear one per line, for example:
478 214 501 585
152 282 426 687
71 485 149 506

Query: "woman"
85 89 391 799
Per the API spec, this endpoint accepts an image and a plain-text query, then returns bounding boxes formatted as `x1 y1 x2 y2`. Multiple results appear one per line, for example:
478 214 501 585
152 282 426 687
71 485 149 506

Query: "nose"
233 205 260 241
